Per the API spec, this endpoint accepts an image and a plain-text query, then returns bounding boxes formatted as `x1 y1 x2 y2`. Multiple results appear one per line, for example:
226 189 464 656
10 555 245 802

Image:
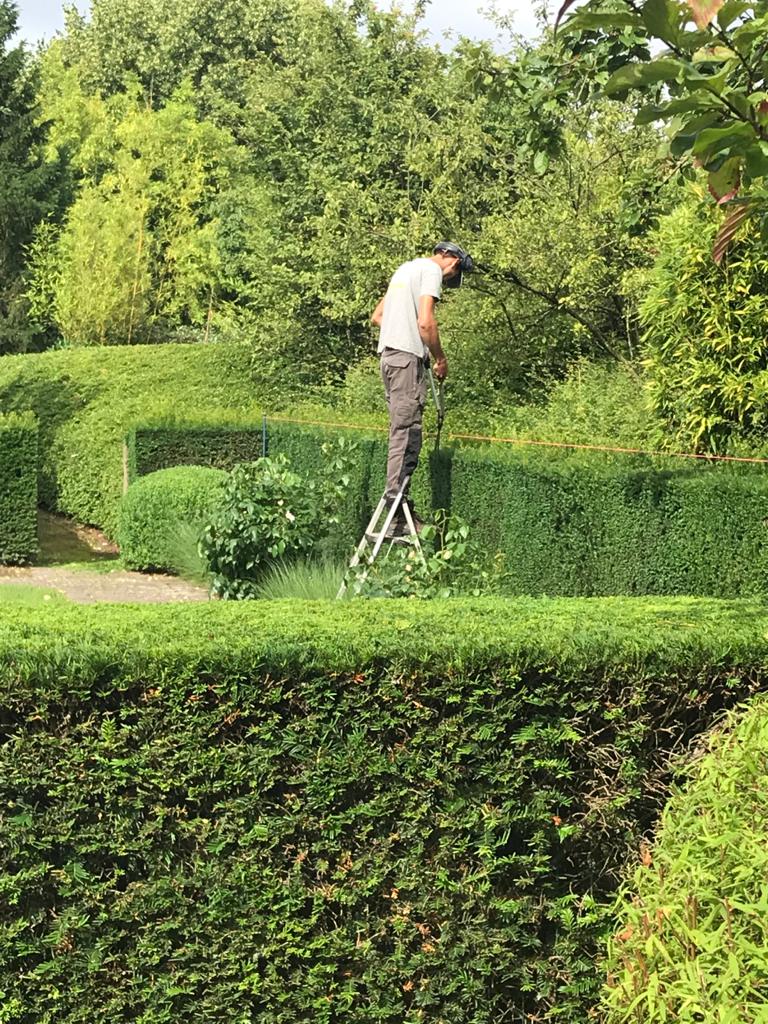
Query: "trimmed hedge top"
0 596 766 1024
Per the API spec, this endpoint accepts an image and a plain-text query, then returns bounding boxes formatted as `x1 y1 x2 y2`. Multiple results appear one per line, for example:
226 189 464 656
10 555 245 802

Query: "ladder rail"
337 476 426 599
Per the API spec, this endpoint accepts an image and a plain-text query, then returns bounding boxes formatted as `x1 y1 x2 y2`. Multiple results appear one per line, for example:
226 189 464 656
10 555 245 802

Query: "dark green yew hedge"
0 596 766 1024
0 412 37 564
128 418 768 596
125 419 265 482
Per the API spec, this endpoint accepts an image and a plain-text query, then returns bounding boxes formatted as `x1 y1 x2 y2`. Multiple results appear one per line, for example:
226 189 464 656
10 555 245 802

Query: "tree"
0 0 65 353
28 78 246 345
556 0 768 259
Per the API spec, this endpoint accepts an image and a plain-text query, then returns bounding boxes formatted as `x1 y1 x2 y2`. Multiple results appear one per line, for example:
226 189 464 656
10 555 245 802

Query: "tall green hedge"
0 411 37 564
129 418 768 597
118 465 226 570
0 596 766 1023
0 343 260 537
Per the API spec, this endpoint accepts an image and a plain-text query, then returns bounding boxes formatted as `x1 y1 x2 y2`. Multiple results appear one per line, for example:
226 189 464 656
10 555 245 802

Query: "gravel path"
0 512 209 604
0 565 209 604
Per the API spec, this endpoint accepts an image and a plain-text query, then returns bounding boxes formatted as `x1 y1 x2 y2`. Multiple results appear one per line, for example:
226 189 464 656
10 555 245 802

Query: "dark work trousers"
380 347 427 500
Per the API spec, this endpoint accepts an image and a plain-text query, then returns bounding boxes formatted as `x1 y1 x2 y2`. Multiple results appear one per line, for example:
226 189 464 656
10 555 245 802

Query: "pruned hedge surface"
133 418 768 596
126 423 265 482
0 343 258 537
0 596 766 1024
118 465 226 571
0 412 37 564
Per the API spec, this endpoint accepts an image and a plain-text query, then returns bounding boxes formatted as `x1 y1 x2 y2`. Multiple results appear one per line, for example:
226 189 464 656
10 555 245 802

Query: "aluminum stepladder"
336 474 426 599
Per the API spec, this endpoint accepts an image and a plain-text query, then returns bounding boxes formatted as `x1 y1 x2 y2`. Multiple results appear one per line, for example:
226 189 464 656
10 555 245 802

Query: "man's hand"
433 356 448 381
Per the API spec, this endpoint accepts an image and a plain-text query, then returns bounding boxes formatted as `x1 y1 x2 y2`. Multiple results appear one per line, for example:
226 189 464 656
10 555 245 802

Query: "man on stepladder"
371 241 473 534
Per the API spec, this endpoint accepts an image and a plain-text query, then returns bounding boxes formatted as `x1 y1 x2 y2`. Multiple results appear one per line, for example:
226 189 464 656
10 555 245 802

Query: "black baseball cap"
433 241 474 288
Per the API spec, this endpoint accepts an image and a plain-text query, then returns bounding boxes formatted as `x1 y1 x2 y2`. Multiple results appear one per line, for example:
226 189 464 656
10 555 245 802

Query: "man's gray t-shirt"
377 258 442 358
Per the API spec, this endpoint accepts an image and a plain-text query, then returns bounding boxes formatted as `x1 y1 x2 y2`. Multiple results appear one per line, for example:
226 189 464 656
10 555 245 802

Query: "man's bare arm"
417 295 448 379
371 297 385 327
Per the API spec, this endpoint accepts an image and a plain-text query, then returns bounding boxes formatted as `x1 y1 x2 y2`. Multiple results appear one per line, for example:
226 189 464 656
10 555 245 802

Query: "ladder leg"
369 476 410 562
399 500 428 569
337 476 415 599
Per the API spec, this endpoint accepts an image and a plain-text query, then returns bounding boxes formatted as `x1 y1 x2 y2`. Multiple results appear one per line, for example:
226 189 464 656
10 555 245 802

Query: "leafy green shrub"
0 595 766 1023
0 342 260 536
640 190 768 453
346 512 508 599
201 456 320 598
201 440 358 598
118 465 226 571
0 411 38 564
603 696 768 1023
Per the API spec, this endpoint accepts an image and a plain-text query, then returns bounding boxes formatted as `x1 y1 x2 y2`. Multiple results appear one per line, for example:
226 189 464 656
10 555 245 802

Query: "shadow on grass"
36 511 119 568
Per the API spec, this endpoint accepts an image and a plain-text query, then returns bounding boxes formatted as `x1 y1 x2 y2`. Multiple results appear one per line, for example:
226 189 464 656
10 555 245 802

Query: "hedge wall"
125 421 265 481
0 343 260 537
118 465 227 571
0 596 765 1023
0 411 37 564
128 418 768 597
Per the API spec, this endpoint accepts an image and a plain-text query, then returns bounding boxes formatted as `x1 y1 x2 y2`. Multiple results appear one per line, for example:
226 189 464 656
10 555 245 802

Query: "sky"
11 0 547 48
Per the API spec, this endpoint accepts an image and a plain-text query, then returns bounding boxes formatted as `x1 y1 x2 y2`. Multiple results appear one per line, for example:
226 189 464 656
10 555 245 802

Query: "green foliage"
254 554 347 600
558 0 768 256
201 442 356 598
603 695 768 1023
347 512 509 600
443 102 674 399
201 456 320 598
639 191 768 452
0 596 766 1022
26 0 672 387
0 411 37 564
118 465 226 571
28 74 240 346
0 341 259 537
160 517 212 585
0 2 67 354
488 360 655 449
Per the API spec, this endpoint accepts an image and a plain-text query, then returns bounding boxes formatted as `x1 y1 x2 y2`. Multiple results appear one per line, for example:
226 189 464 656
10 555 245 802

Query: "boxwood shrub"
117 465 227 571
603 695 768 1023
129 418 768 596
0 596 766 1023
0 411 37 564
